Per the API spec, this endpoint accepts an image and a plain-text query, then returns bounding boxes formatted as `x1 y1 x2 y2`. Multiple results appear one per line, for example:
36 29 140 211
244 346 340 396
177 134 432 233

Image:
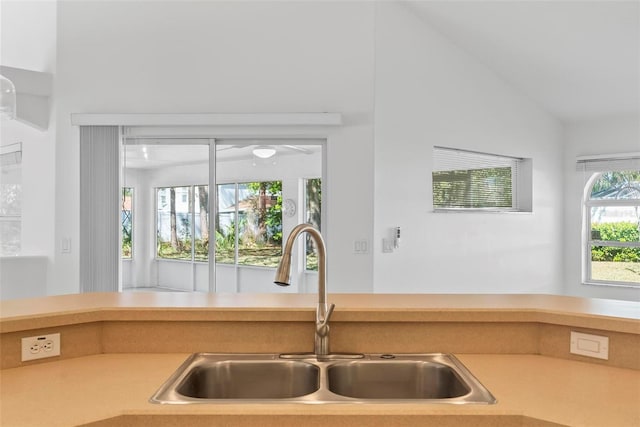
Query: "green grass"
159 241 319 270
591 261 640 284
215 247 282 267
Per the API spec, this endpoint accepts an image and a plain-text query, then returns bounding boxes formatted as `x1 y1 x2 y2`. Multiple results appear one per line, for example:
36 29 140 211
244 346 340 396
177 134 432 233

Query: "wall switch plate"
21 333 61 361
570 331 608 360
61 238 71 253
354 239 369 254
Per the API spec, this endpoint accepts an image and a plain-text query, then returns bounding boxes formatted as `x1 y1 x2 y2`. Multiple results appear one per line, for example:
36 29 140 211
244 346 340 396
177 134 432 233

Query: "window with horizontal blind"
0 142 22 255
432 146 532 212
578 153 640 287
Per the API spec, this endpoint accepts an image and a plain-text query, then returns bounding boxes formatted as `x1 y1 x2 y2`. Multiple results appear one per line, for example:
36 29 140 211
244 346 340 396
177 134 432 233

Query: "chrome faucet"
274 223 335 357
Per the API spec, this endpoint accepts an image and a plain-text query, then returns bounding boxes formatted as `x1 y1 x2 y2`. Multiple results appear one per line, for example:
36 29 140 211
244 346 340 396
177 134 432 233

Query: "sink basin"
150 353 496 404
327 360 470 399
151 354 319 402
177 360 320 399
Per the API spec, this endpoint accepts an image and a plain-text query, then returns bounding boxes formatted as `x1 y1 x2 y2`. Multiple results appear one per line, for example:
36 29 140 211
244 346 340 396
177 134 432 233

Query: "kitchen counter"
0 353 638 427
1 292 639 333
1 293 639 426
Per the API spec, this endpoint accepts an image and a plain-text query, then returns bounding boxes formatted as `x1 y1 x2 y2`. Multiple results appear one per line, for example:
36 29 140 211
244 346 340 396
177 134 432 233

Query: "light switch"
570 331 609 360
382 238 394 253
354 240 369 254
61 238 71 254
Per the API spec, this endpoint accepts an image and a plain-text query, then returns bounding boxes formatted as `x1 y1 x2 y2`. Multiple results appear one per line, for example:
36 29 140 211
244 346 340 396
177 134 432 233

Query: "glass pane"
305 178 321 271
123 142 209 291
237 181 282 267
214 141 323 292
590 207 640 242
590 171 640 200
216 183 237 264
194 185 209 262
156 186 192 260
0 219 20 255
0 167 21 256
591 250 640 284
432 167 512 208
121 187 133 259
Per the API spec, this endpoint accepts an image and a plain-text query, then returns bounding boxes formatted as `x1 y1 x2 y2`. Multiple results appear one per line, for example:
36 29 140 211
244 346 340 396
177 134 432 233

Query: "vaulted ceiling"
407 1 639 122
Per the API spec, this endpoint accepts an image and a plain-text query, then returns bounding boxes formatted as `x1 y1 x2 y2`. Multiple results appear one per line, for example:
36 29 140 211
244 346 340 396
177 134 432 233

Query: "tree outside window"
155 182 284 267
195 185 209 262
305 178 321 271
121 187 133 259
216 181 283 267
156 186 192 260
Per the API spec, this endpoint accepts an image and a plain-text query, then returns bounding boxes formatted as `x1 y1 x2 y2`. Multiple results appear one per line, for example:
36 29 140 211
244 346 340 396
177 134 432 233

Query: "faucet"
274 223 335 357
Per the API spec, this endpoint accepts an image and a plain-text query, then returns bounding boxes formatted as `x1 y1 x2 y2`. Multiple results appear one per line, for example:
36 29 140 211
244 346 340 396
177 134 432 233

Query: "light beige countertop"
1 293 639 333
0 353 638 427
1 293 639 426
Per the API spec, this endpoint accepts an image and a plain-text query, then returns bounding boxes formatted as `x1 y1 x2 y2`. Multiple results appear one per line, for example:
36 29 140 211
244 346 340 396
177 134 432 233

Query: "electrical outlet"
21 333 61 361
570 331 609 360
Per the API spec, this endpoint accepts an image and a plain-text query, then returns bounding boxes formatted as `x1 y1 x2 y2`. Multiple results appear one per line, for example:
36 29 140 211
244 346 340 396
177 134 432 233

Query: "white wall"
21 1 634 300
0 1 56 72
0 256 48 300
563 115 640 301
54 1 376 295
1 0 56 297
373 2 564 294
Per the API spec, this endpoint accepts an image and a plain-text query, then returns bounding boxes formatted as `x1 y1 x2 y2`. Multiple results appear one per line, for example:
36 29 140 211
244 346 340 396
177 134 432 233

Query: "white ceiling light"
252 145 276 159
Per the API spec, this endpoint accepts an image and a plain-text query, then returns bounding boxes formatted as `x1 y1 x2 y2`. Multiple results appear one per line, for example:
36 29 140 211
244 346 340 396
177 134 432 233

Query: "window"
583 171 640 286
156 186 193 260
304 178 321 271
0 143 22 256
215 181 283 267
432 146 531 212
194 185 209 262
155 185 211 261
121 187 133 259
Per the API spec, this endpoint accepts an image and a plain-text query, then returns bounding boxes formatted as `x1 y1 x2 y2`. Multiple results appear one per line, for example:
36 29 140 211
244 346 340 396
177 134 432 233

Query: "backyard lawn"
592 261 640 284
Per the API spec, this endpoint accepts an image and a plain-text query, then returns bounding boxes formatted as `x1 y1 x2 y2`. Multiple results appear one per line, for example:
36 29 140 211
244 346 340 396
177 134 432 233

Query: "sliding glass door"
121 137 324 293
121 139 212 291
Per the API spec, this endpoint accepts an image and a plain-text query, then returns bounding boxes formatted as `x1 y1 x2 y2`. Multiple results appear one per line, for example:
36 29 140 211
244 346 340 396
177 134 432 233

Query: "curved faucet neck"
282 223 327 306
275 223 334 357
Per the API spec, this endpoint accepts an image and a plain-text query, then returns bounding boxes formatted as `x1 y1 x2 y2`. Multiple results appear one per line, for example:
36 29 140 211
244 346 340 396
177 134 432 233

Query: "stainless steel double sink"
150 353 496 404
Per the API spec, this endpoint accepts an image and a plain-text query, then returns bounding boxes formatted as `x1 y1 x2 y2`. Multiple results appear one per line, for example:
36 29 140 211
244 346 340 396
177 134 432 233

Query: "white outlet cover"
21 333 61 361
570 331 609 360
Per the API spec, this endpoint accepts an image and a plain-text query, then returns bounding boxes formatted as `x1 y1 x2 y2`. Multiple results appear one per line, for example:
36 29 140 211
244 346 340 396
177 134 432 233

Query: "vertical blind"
79 126 120 292
432 146 522 210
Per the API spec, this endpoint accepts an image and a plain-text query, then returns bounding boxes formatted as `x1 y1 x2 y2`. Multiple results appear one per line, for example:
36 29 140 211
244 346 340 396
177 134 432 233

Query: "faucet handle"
324 303 335 323
316 303 335 337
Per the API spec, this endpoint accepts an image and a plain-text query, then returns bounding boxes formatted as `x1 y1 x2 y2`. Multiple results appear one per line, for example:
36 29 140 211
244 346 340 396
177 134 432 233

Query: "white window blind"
576 153 640 172
0 142 22 167
432 146 524 211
